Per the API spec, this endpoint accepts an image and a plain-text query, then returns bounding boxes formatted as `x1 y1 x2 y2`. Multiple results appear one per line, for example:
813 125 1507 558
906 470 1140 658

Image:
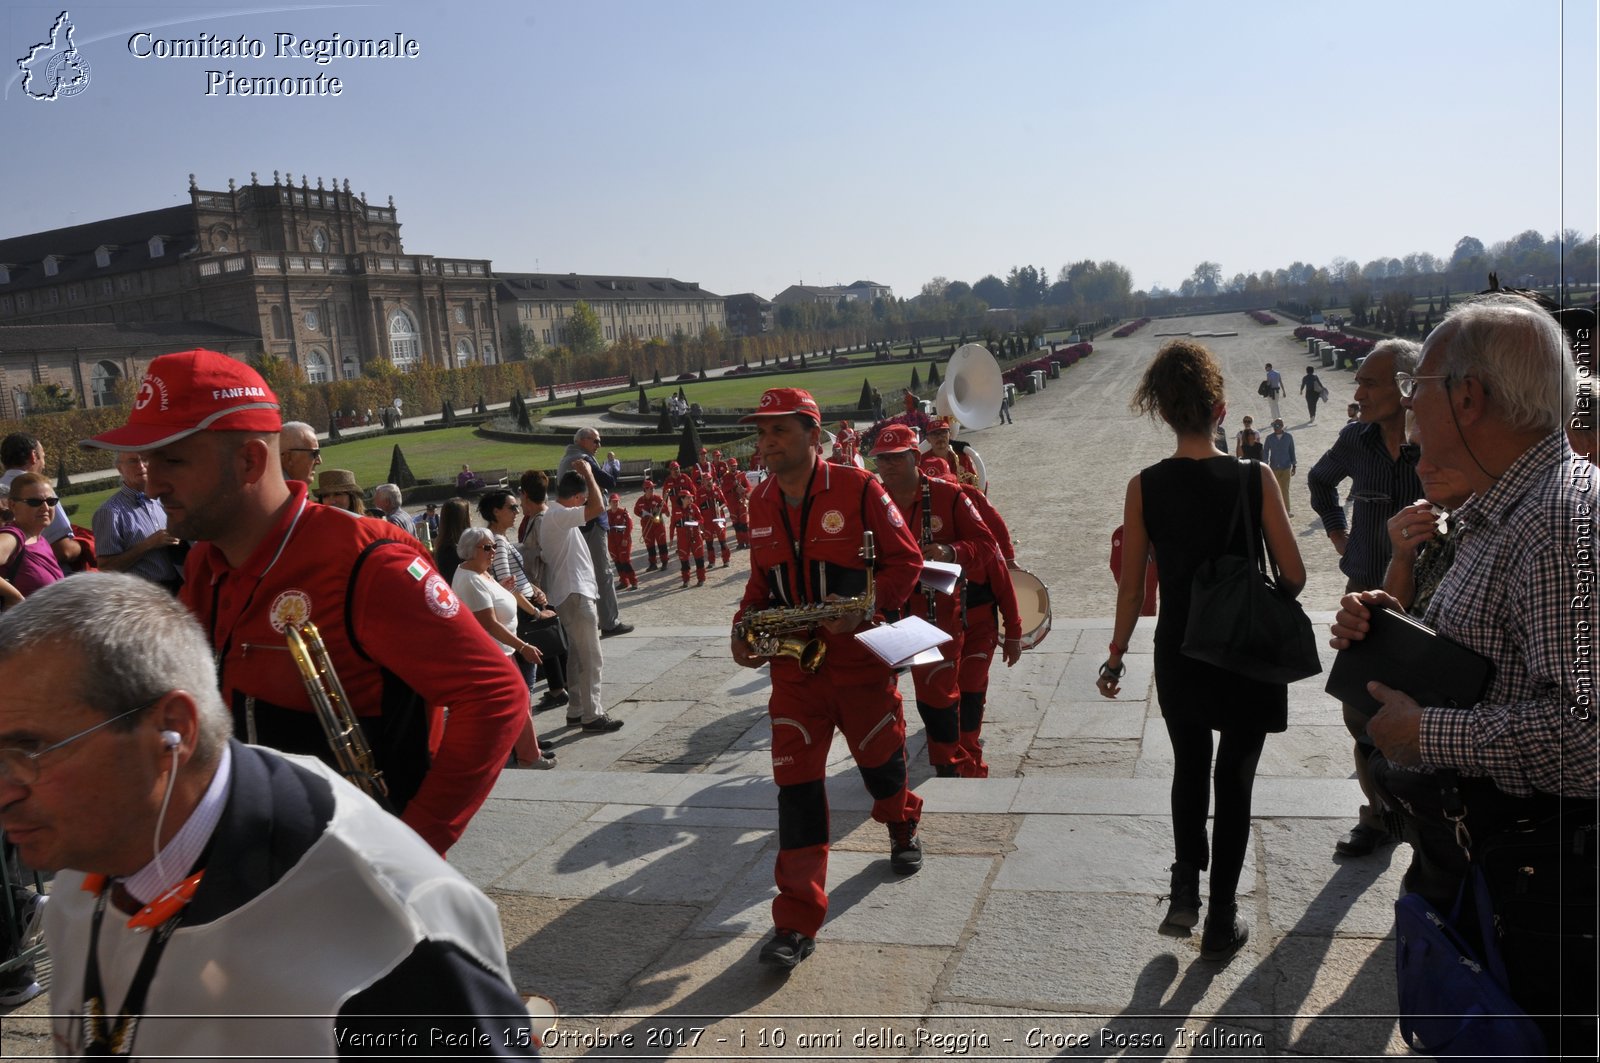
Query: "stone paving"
2 314 1421 1060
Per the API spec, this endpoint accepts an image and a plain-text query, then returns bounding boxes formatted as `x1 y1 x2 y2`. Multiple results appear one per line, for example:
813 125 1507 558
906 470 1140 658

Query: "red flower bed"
1292 326 1376 361
1248 310 1278 325
1112 318 1151 338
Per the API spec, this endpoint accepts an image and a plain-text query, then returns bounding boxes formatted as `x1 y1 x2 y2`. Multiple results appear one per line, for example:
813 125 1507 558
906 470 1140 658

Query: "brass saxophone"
734 532 877 673
286 621 389 801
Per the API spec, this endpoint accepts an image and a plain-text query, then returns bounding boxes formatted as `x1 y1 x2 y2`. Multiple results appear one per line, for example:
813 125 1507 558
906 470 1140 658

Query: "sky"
1 0 1595 300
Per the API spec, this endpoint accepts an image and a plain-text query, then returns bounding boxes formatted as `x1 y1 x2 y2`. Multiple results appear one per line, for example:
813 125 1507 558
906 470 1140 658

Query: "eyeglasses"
0 702 154 787
1398 443 1421 466
479 543 498 553
503 502 520 512
286 448 322 460
14 497 59 508
1395 372 1450 399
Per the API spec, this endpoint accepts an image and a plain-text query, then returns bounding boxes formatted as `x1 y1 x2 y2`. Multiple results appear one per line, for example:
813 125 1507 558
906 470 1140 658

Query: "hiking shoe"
581 716 625 733
1199 904 1249 961
1334 822 1393 858
888 818 923 875
600 623 634 638
1158 862 1200 937
758 929 815 969
536 691 569 710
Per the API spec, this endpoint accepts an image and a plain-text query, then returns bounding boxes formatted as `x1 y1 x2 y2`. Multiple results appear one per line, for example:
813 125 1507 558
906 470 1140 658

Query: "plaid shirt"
1309 421 1422 588
1417 432 1598 798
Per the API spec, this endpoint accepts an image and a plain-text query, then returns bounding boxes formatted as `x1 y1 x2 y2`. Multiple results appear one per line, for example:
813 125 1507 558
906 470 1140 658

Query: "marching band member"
672 491 707 587
731 388 924 970
694 471 732 566
606 492 638 590
870 425 1003 778
720 458 751 549
921 416 981 489
633 480 670 570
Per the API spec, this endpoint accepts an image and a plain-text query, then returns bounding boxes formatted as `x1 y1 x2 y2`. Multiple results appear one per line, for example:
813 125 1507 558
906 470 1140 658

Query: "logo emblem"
930 515 945 535
267 590 313 633
18 11 91 102
424 573 460 618
134 373 169 412
820 509 845 535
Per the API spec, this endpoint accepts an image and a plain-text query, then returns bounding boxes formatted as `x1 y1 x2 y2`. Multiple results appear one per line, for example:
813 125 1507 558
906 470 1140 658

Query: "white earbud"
160 730 181 751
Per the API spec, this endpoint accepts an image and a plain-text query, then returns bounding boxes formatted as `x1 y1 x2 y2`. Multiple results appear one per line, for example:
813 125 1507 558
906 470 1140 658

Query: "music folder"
856 615 953 669
1325 606 1494 718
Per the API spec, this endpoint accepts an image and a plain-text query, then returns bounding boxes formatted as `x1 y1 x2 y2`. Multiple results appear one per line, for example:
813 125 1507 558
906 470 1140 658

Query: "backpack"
1257 379 1272 398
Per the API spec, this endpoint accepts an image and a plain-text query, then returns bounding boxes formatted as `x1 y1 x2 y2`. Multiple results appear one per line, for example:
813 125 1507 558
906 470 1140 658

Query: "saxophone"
734 532 876 673
286 621 389 802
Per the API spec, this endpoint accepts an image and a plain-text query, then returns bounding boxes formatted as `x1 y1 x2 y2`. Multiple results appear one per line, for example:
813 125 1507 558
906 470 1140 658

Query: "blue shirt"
92 483 181 585
1261 429 1296 471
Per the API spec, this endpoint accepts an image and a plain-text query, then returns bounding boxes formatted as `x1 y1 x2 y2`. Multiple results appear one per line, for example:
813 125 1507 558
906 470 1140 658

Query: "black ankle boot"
1158 862 1201 936
1199 901 1249 960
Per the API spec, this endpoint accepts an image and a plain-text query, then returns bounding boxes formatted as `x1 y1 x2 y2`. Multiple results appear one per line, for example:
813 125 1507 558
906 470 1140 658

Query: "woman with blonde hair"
0 472 66 608
1095 339 1305 961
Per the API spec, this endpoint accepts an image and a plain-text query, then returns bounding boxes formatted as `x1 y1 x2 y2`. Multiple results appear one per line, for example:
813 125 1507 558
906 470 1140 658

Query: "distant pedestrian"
1262 363 1284 421
1262 419 1296 514
1300 367 1326 423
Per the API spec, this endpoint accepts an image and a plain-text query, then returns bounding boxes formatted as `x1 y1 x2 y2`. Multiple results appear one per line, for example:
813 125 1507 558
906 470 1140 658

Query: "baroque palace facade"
0 173 498 417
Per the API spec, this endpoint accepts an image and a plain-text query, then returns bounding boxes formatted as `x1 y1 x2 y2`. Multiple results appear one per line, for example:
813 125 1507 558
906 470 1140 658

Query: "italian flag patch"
406 558 428 581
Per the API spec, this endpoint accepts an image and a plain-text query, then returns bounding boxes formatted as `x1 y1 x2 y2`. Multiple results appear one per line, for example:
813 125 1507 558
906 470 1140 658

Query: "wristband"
1108 641 1128 656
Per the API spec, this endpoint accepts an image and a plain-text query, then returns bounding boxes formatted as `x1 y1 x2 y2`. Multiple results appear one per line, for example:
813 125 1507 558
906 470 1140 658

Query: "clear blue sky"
3 0 1595 299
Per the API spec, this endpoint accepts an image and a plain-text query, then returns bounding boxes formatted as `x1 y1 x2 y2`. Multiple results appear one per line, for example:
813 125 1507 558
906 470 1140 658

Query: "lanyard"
775 464 819 600
78 872 203 1057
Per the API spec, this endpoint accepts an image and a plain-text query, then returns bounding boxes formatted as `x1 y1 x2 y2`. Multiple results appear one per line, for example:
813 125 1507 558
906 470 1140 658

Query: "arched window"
388 308 419 369
90 361 122 408
304 347 331 384
341 351 359 380
455 338 474 367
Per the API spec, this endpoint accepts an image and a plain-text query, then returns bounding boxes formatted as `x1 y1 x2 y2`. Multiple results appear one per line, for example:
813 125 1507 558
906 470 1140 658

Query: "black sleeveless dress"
1140 457 1289 733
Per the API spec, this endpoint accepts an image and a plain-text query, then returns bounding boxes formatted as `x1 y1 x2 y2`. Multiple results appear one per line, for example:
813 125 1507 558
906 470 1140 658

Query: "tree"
562 301 605 356
25 382 76 413
972 274 1008 308
1190 261 1222 296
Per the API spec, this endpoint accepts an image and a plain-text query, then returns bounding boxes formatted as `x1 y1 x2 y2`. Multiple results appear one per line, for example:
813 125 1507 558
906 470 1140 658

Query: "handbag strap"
1232 460 1289 588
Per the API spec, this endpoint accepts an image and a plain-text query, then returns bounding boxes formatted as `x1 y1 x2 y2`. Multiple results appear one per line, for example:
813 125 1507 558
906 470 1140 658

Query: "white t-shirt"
451 567 516 655
536 501 597 607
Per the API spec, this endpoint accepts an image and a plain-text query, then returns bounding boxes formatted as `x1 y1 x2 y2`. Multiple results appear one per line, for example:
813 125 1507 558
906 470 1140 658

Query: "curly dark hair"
1131 339 1226 437
477 488 516 523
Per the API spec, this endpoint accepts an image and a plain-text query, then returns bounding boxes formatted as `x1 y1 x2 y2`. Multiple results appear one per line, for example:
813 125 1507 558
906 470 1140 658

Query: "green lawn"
629 361 964 413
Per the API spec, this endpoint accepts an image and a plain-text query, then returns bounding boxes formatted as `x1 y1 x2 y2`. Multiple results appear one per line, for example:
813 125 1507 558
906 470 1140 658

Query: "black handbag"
1180 460 1321 684
517 610 568 654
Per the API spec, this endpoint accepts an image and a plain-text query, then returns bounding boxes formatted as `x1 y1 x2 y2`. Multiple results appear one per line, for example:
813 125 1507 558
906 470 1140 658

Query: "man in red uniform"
922 457 1023 775
922 416 980 489
82 350 524 855
871 425 1009 778
694 471 732 567
633 479 670 570
719 458 751 549
661 461 694 520
672 491 707 587
606 492 638 589
732 388 925 970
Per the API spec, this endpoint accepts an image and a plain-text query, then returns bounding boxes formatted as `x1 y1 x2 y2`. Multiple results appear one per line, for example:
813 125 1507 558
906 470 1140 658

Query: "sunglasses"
286 447 322 460
15 497 59 508
480 543 498 553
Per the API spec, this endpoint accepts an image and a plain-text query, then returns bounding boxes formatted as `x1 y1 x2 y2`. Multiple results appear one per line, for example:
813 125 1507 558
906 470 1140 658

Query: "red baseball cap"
608 492 621 503
920 455 958 482
740 388 821 423
83 349 281 451
926 416 954 433
643 479 656 489
870 424 920 456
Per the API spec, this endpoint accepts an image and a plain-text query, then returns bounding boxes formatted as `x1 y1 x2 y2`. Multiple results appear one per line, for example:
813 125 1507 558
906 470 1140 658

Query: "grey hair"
456 525 495 558
1368 338 1420 376
0 574 231 763
280 420 315 439
1425 294 1572 433
573 427 600 445
373 483 402 506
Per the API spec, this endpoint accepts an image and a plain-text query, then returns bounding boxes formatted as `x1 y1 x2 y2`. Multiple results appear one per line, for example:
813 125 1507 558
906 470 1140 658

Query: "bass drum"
1010 569 1052 649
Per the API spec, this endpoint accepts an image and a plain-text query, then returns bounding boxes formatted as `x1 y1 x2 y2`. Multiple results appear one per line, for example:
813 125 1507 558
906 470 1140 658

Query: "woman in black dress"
1095 339 1305 961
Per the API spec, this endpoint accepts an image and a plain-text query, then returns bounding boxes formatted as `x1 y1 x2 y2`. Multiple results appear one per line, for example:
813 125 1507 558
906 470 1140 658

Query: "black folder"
1326 606 1494 718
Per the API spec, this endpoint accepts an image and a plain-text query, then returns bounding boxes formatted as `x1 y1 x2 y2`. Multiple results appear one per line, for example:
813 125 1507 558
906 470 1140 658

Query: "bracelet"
1108 641 1128 656
1098 660 1125 680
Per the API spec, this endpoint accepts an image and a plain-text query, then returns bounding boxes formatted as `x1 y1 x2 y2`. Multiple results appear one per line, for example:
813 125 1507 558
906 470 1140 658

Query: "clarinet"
922 477 939 623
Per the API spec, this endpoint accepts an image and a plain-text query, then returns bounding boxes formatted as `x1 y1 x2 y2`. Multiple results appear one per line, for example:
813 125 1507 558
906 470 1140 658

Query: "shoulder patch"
423 573 460 618
878 491 905 528
406 558 429 581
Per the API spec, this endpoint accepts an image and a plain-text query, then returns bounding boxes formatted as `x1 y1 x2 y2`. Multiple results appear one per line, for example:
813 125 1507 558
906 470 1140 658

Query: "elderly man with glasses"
277 421 322 486
1308 339 1424 859
91 451 183 592
0 574 537 1057
1333 295 1597 1053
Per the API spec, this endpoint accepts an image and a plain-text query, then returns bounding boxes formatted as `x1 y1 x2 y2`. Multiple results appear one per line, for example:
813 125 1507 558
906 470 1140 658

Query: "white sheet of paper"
918 559 962 595
855 615 952 668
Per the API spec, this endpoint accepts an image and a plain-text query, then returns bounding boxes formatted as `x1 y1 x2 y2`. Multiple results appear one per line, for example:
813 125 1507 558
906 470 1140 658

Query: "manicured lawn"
629 362 950 413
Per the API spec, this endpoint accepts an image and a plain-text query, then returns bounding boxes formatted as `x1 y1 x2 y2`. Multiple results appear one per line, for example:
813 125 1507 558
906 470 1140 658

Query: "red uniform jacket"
672 505 705 559
606 506 634 563
634 493 669 543
181 482 524 854
891 475 1001 633
737 457 922 682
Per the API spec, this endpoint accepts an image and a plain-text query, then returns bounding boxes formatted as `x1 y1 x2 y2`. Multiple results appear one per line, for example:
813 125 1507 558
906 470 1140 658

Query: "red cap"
870 423 920 456
608 492 621 503
740 388 821 423
927 415 954 432
643 479 656 489
919 455 958 482
83 349 281 451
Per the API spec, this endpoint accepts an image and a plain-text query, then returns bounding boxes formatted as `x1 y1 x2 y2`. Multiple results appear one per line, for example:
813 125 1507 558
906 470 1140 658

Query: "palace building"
0 172 499 413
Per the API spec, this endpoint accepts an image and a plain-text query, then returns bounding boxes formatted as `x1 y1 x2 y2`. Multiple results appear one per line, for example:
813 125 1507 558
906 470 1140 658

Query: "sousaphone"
922 343 1003 491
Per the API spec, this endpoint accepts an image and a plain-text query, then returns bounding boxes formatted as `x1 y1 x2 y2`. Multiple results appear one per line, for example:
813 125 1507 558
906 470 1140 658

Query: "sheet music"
919 559 962 595
855 615 953 668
